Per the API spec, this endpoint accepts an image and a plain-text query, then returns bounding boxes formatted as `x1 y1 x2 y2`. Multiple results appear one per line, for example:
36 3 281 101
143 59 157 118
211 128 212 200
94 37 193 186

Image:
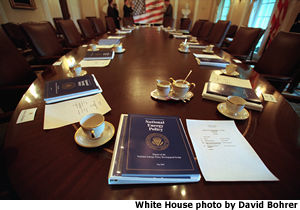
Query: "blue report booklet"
44 74 102 104
108 114 200 184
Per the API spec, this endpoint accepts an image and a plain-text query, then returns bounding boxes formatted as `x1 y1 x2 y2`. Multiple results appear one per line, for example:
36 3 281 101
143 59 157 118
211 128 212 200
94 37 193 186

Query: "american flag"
133 0 164 24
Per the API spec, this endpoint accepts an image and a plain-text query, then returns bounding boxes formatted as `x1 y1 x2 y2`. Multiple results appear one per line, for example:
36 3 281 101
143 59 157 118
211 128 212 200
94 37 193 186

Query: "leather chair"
190 20 207 37
123 17 135 27
197 21 214 40
0 29 37 121
253 31 300 92
21 21 67 63
77 19 96 40
206 20 231 48
226 27 263 60
226 24 238 38
163 17 173 28
105 16 117 33
89 18 106 36
53 17 64 35
57 19 83 47
180 18 191 31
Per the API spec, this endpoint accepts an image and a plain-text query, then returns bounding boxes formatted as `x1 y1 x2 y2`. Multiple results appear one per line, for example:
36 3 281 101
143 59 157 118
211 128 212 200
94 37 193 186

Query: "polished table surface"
3 28 300 199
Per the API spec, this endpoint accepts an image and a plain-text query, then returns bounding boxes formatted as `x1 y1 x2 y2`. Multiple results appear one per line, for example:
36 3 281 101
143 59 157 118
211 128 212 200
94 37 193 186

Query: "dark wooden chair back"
206 20 231 47
77 19 96 40
227 27 263 58
197 21 214 40
2 22 30 50
190 20 207 37
57 19 83 47
21 21 63 57
123 17 134 27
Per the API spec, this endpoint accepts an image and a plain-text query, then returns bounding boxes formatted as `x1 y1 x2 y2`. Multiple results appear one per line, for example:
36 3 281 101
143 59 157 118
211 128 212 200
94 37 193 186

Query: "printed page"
193 53 222 59
186 119 279 181
209 71 252 89
79 59 110 67
44 93 111 129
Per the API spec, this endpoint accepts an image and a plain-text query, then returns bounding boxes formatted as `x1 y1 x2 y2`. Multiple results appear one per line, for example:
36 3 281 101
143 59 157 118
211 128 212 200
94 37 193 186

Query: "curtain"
226 0 234 20
243 0 257 26
212 0 222 22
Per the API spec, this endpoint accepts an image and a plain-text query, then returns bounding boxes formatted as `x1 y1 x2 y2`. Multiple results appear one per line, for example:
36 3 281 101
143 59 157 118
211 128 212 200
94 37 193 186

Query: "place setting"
151 70 195 103
74 113 115 148
217 95 249 120
113 43 126 54
178 39 190 53
202 44 215 54
221 63 240 77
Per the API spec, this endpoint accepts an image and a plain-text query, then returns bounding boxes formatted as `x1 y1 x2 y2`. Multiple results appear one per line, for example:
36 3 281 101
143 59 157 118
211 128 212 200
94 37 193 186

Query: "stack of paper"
186 120 278 182
194 53 230 68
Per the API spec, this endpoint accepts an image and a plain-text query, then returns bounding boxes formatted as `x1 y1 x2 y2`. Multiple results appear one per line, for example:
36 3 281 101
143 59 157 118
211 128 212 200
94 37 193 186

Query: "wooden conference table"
3 27 300 199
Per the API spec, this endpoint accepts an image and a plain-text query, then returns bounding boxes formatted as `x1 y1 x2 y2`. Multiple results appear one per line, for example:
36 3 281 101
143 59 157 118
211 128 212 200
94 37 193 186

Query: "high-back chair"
190 20 207 37
123 17 135 27
21 21 64 59
105 16 117 33
163 17 173 28
53 17 64 35
226 27 263 60
254 31 300 92
197 21 214 40
2 22 30 51
206 20 231 48
180 18 191 31
0 29 36 118
89 18 106 36
57 19 83 47
77 19 96 40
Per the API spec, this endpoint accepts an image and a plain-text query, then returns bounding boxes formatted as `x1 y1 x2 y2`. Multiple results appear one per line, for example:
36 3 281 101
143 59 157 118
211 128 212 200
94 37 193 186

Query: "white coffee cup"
180 42 189 52
157 80 171 97
225 96 246 115
205 44 214 52
74 64 82 76
90 44 97 51
170 77 196 98
115 43 123 52
80 113 105 139
225 64 237 75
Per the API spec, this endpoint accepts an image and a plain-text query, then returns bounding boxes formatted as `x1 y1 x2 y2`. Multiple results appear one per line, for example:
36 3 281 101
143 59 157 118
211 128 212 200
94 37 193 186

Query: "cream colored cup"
170 77 196 98
80 113 105 139
115 43 123 52
180 42 189 52
205 44 214 52
74 64 82 76
90 44 97 51
157 80 171 97
225 96 246 115
225 64 237 74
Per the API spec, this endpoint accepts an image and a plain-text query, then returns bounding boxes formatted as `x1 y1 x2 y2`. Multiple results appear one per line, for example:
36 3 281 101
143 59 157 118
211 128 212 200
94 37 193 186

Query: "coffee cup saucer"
169 91 194 101
217 102 249 120
221 69 239 76
114 48 126 54
202 49 214 54
150 89 170 101
74 121 115 148
178 47 190 53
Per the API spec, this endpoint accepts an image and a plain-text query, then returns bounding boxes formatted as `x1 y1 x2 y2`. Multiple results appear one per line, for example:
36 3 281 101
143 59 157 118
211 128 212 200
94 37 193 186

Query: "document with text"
186 120 279 181
44 93 111 129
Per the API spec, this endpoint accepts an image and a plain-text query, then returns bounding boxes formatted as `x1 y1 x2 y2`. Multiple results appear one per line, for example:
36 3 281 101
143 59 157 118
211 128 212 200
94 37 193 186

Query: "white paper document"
193 53 222 59
79 59 111 67
262 93 277 103
209 71 252 89
107 36 125 39
44 93 111 129
186 120 279 181
16 108 37 124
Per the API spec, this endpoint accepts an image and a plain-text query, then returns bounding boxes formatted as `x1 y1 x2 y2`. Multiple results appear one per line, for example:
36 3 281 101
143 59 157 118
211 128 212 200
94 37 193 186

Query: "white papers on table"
193 53 222 59
79 59 111 67
44 93 111 129
52 61 62 66
186 120 279 182
16 108 37 124
209 71 252 88
96 44 114 49
233 59 242 63
173 34 191 39
107 36 125 39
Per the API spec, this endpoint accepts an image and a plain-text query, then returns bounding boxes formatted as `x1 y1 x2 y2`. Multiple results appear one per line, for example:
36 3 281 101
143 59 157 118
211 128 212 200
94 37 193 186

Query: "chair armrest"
243 60 258 65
